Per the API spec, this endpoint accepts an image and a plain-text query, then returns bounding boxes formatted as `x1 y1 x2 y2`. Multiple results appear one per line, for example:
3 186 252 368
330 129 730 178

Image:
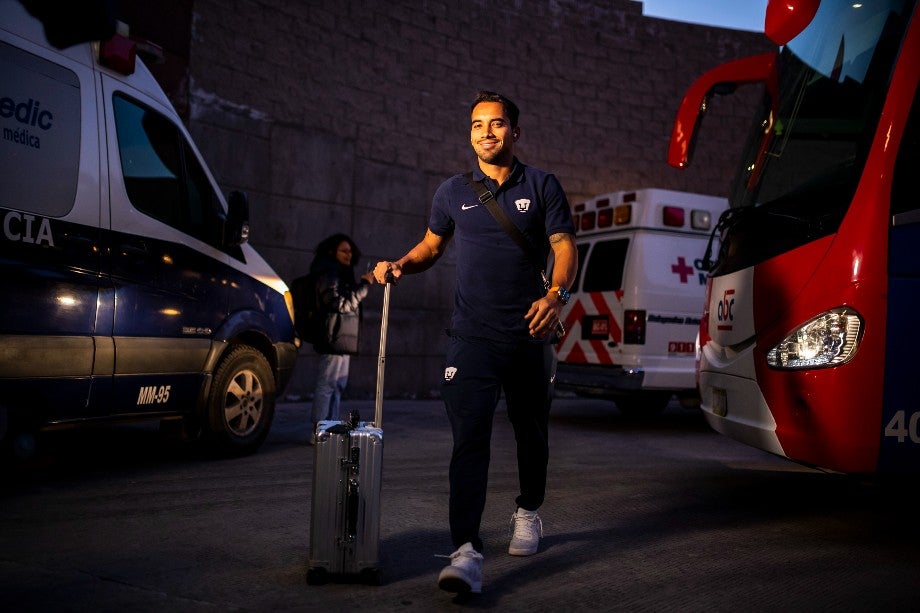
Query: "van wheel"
204 345 276 455
615 392 672 417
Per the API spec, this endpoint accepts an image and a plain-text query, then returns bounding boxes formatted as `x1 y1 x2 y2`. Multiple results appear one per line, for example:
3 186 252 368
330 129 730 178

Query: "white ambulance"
0 1 297 456
554 188 727 415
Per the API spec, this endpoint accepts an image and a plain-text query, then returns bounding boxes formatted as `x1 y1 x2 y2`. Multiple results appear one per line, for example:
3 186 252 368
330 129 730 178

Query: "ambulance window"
0 40 80 217
582 239 628 292
113 94 224 248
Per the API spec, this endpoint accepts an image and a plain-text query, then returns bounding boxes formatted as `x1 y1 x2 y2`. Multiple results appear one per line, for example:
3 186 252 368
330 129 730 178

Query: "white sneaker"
437 542 483 594
508 508 542 556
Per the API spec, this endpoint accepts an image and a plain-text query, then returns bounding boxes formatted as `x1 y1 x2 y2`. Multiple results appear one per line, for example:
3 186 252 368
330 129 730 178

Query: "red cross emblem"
671 256 694 283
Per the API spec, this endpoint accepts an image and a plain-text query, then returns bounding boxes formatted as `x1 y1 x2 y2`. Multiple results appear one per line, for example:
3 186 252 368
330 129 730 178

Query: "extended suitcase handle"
373 281 392 429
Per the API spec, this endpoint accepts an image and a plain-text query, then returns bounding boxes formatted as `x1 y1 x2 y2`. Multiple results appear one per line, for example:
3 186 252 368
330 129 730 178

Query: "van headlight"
766 307 863 370
284 290 296 326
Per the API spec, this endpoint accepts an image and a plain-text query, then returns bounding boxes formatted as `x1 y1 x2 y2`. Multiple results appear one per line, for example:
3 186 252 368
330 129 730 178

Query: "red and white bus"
669 0 920 474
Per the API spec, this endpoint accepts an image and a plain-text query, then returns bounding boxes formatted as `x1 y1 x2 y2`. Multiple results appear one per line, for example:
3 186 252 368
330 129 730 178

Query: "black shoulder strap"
463 172 537 262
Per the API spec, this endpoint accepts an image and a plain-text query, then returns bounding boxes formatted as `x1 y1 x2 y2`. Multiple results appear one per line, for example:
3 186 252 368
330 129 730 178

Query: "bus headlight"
766 307 863 370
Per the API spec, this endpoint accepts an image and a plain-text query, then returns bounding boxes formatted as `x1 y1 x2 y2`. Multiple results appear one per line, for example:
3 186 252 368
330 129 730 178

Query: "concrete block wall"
182 0 774 401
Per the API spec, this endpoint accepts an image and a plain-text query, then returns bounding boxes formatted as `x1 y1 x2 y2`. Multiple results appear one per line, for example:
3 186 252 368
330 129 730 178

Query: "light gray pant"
312 353 350 426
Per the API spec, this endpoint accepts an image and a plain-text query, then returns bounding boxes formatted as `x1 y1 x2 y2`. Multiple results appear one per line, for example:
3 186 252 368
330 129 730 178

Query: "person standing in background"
309 233 375 441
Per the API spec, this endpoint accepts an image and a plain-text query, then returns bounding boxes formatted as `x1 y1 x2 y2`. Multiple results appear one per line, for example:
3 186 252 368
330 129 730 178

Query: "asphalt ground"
1 397 919 611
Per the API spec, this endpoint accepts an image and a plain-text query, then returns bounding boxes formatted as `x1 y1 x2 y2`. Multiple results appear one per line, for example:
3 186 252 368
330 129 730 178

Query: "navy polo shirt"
429 158 575 342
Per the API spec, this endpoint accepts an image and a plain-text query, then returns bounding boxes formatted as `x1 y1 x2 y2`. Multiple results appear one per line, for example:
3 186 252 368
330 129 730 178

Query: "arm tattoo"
548 232 569 244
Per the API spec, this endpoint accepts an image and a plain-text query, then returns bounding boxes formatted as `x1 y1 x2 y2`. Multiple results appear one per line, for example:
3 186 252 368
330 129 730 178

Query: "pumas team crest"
515 199 531 212
444 366 458 381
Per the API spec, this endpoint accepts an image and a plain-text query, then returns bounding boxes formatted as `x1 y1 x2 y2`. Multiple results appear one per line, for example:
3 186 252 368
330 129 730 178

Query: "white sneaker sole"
508 543 539 556
438 568 482 594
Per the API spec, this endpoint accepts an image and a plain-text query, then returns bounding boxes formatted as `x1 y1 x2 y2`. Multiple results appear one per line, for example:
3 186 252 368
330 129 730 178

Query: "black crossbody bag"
463 172 564 338
464 172 539 264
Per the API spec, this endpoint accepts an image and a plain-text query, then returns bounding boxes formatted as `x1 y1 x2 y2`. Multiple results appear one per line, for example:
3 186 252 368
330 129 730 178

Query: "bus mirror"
668 53 776 169
765 0 819 46
225 190 250 246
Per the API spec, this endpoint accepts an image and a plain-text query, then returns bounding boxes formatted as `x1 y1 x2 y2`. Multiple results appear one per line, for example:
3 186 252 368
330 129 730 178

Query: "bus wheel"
204 345 276 456
615 392 672 417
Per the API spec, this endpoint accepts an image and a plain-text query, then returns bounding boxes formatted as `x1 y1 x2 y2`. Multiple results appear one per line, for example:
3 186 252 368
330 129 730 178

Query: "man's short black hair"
471 91 520 128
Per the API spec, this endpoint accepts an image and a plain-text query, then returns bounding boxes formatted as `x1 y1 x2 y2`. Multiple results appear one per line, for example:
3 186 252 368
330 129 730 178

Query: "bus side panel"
878 221 920 472
878 11 920 472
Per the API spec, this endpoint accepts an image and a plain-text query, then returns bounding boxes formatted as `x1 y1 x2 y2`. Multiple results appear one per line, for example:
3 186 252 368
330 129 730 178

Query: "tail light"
623 310 646 344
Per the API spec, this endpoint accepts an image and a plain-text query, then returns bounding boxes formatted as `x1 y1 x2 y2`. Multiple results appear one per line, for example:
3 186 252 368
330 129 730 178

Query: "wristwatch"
548 285 570 305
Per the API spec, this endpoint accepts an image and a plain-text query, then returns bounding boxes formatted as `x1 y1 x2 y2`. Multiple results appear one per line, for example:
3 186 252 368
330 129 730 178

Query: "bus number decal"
883 410 920 444
137 385 171 406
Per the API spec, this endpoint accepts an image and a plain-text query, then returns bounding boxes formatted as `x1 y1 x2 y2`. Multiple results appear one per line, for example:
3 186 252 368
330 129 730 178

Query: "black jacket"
311 258 370 355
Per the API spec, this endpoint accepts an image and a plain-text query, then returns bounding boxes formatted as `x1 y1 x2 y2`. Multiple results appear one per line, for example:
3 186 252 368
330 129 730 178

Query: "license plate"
712 387 727 417
581 315 609 340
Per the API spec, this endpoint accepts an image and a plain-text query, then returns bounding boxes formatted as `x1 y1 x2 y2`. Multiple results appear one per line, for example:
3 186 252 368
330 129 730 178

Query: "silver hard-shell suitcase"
306 282 392 585
307 415 383 584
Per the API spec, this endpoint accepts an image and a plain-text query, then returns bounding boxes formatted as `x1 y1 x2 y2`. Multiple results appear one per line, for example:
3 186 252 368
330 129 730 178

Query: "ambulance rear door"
621 229 707 390
557 234 628 365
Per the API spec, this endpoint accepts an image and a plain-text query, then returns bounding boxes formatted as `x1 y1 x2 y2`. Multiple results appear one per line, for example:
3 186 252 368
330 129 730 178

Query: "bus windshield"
719 0 915 273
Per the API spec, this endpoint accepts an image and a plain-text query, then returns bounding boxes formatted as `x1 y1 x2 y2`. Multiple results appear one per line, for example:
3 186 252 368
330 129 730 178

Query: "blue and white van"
0 0 297 455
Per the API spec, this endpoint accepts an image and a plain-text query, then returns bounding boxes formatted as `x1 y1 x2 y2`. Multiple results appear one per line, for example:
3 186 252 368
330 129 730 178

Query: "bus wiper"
764 209 811 224
764 208 837 237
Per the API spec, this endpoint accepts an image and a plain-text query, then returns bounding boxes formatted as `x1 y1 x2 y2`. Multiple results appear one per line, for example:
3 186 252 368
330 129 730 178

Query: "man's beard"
475 144 508 165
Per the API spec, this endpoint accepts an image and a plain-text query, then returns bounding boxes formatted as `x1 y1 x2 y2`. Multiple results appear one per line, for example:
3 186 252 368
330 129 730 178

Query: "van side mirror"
225 190 250 246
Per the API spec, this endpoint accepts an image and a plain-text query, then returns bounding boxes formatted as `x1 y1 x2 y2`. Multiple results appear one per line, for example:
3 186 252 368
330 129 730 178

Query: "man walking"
374 91 576 595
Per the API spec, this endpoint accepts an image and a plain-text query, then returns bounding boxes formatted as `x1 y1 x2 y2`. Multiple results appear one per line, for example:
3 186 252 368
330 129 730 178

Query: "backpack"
290 273 323 344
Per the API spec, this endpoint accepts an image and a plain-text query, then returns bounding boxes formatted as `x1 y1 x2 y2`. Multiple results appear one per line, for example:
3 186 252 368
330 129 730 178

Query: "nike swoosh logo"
461 204 479 210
